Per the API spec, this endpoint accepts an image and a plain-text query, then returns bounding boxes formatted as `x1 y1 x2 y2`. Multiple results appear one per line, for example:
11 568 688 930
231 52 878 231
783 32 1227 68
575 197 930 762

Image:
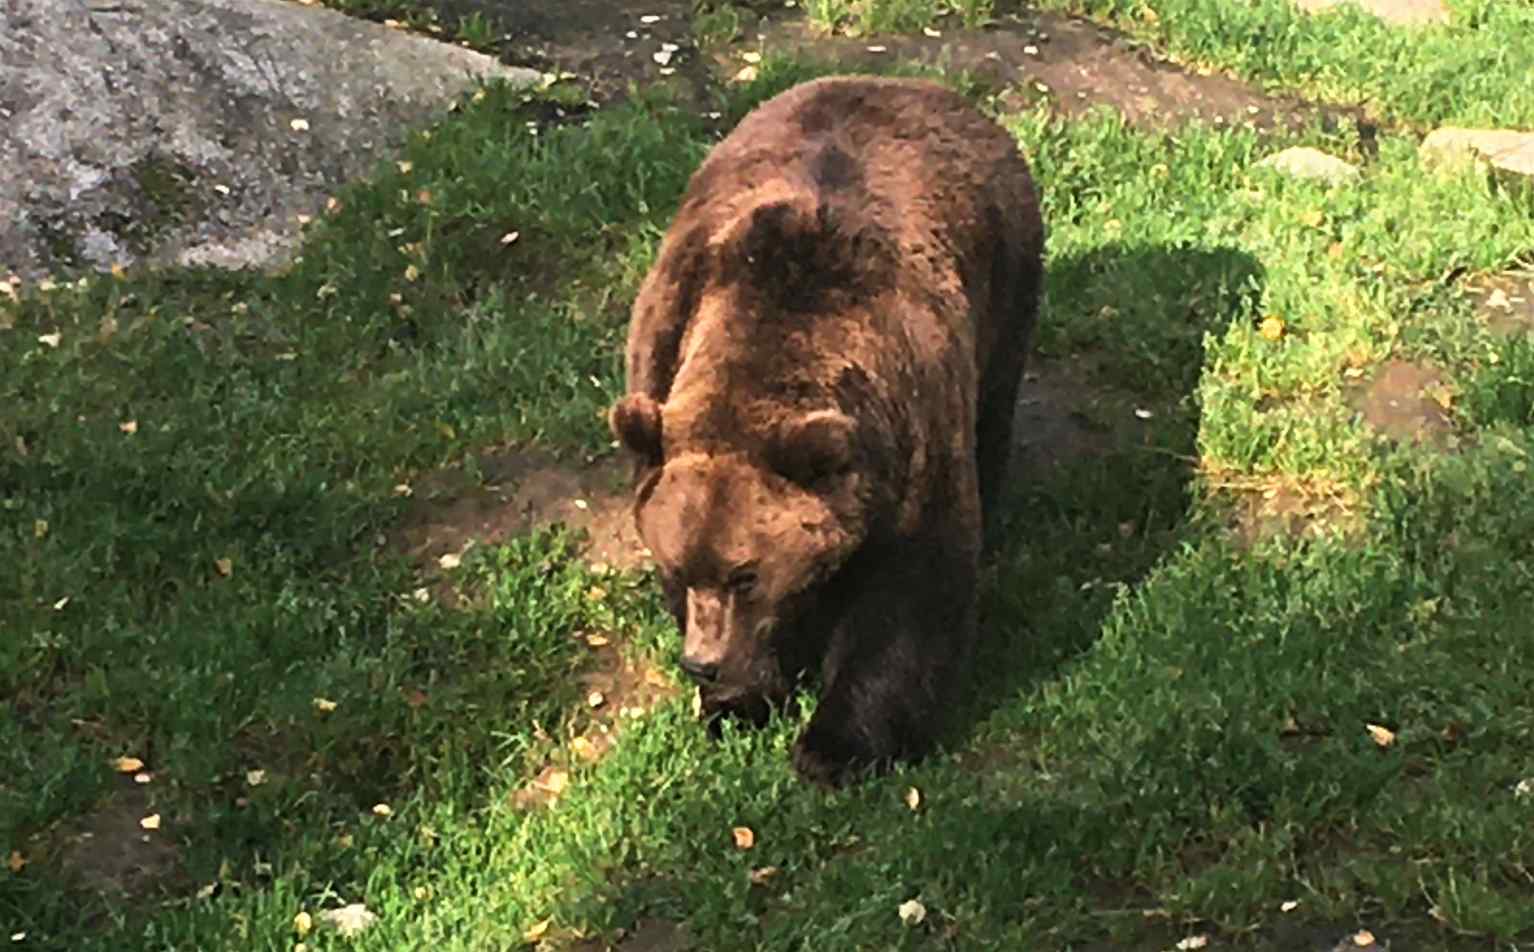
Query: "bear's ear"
769 409 856 486
610 393 664 464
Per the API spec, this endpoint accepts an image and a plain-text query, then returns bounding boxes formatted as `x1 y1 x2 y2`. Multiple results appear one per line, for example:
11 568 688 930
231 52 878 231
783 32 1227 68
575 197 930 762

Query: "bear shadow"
946 241 1267 751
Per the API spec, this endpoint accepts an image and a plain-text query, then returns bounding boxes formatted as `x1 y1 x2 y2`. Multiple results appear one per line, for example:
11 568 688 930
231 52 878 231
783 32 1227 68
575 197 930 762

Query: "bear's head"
610 393 864 719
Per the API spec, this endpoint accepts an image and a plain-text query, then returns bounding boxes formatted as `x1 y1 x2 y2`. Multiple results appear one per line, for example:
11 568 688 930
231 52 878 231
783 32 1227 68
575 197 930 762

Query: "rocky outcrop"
0 0 538 281
1420 128 1534 182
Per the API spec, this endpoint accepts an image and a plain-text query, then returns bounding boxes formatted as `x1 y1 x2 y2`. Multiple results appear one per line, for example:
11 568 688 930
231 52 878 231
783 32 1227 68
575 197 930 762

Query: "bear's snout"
678 653 721 684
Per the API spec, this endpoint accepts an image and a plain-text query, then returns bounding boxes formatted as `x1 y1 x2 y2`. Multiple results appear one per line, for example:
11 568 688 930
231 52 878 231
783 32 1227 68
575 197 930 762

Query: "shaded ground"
390 447 647 578
748 9 1372 133
379 0 1376 136
46 776 180 910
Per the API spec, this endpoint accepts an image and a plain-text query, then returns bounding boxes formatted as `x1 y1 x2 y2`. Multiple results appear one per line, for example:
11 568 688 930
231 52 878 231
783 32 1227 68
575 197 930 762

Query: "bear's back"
679 76 1027 265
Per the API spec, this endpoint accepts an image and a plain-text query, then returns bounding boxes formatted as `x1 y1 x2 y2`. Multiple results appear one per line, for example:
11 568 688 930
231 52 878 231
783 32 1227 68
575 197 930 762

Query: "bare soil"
747 10 1369 134
389 447 648 578
412 0 1374 138
1348 359 1456 449
50 776 179 904
1468 270 1534 338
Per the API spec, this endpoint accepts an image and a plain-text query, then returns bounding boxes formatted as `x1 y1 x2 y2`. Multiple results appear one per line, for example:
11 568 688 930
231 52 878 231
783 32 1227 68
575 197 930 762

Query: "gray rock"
1292 0 1448 26
0 0 540 281
1420 128 1534 181
1255 147 1361 185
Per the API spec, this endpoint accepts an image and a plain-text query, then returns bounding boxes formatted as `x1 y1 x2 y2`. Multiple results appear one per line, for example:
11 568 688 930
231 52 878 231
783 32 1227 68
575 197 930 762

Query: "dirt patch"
1227 481 1361 548
390 447 647 575
1348 359 1456 448
571 917 695 952
401 0 717 107
1010 356 1125 477
1468 271 1534 338
48 778 179 902
743 10 1368 133
511 641 681 810
373 0 1371 134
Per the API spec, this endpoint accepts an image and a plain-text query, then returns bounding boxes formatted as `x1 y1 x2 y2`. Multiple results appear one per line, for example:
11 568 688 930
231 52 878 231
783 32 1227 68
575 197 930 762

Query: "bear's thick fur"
610 75 1045 786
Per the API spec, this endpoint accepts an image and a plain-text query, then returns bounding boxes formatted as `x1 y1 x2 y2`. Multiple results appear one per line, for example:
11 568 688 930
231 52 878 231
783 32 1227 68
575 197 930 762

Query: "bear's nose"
678 655 720 683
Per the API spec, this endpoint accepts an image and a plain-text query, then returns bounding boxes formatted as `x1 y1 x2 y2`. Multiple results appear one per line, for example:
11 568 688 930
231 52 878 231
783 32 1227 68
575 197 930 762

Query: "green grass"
5 49 1534 952
805 0 996 37
1027 0 1534 129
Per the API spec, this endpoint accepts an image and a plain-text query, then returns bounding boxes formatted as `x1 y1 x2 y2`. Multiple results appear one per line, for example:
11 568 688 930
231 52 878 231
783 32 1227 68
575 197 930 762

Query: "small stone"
897 899 926 926
318 903 378 938
1256 146 1361 185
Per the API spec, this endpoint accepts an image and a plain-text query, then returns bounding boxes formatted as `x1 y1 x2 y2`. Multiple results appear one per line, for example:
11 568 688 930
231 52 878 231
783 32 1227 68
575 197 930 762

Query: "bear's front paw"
792 722 881 789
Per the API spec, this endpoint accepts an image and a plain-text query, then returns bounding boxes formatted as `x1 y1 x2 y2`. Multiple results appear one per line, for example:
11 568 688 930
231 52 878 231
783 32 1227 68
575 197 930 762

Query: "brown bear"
609 75 1045 787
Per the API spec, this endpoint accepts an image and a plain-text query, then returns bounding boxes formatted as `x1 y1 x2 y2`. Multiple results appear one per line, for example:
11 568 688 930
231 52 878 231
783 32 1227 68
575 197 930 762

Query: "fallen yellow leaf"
1353 930 1376 946
538 769 569 796
523 918 551 942
898 898 926 926
112 756 145 773
570 737 600 761
1259 316 1286 341
312 697 338 714
748 865 780 886
139 813 161 830
1365 723 1396 748
119 419 139 434
731 826 755 850
214 557 233 577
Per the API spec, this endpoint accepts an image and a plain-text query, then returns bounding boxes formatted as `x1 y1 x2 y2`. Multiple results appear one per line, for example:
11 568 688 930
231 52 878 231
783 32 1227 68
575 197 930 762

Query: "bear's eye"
726 568 759 596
